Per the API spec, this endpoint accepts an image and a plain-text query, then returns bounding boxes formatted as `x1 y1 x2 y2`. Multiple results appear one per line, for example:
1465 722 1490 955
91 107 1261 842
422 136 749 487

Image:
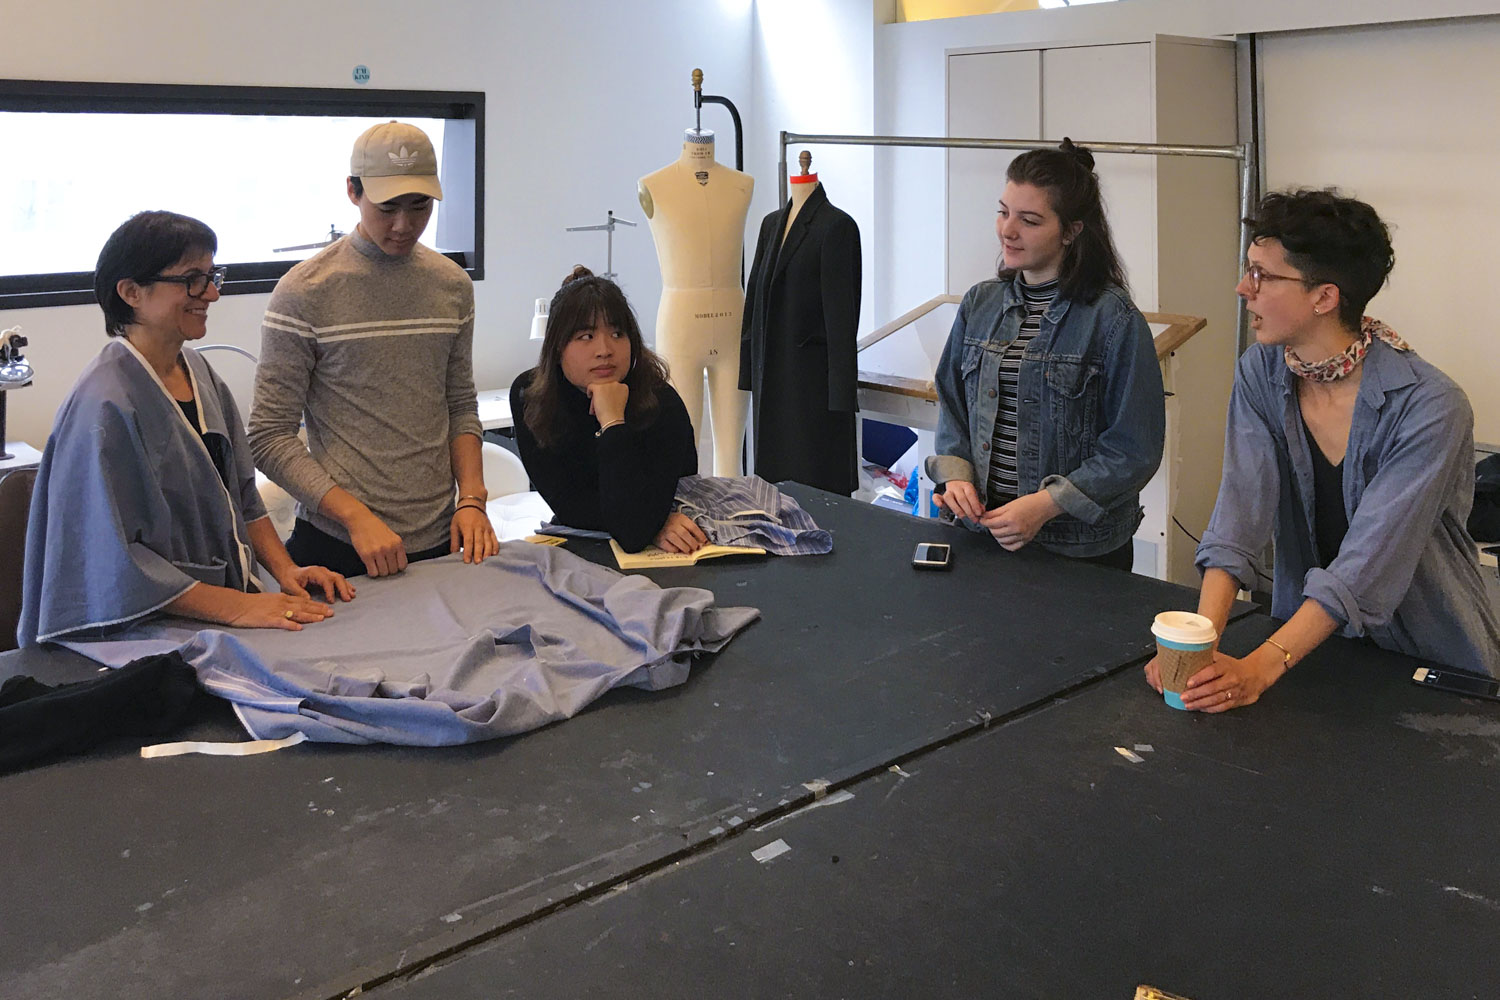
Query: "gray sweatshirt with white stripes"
248 231 482 553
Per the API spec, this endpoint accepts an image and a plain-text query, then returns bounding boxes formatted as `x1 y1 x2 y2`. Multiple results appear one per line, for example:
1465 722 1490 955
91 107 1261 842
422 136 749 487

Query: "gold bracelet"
457 493 487 505
594 418 626 437
1263 637 1293 668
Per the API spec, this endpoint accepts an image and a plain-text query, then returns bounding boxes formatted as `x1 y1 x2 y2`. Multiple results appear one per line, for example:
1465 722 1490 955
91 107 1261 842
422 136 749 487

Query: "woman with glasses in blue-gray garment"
18 211 352 648
1146 189 1500 713
927 139 1165 572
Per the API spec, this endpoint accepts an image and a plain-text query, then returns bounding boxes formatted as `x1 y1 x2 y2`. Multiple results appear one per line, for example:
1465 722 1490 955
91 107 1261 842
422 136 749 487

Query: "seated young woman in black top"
512 267 705 553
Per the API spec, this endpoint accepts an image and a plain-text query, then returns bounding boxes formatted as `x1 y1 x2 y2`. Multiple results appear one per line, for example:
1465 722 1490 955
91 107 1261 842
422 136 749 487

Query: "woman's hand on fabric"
451 505 500 564
277 564 356 603
225 592 336 631
978 489 1062 551
588 381 630 427
934 479 985 522
653 511 709 553
1179 648 1286 713
346 510 408 577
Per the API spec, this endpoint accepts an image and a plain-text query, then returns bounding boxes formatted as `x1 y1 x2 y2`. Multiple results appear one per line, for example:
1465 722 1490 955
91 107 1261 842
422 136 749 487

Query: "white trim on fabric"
231 702 259 738
35 581 197 643
119 339 254 590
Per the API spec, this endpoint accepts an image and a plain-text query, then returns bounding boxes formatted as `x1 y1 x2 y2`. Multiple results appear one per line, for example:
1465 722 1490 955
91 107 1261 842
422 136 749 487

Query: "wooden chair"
0 466 38 652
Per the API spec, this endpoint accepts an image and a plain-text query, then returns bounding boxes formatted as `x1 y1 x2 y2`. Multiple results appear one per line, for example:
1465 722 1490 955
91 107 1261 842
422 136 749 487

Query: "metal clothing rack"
777 130 1255 345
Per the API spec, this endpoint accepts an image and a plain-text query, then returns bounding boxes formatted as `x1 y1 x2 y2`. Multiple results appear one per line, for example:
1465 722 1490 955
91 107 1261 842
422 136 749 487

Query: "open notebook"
609 538 765 569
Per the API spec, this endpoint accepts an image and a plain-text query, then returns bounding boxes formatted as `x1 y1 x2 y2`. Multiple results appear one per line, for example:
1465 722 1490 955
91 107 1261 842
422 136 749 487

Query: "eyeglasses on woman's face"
1241 262 1329 296
141 265 227 299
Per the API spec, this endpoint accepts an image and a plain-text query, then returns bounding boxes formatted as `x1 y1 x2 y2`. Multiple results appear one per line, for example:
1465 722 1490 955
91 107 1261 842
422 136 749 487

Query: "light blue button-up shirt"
1196 338 1500 676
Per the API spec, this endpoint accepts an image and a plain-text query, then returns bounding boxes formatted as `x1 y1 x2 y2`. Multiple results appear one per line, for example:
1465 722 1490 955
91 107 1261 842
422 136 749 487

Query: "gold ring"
1224 690 1232 702
284 610 295 620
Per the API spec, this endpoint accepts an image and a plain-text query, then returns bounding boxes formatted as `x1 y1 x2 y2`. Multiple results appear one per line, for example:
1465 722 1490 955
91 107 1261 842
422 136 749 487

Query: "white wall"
1260 16 1500 445
872 0 1500 329
1 0 756 448
748 0 879 337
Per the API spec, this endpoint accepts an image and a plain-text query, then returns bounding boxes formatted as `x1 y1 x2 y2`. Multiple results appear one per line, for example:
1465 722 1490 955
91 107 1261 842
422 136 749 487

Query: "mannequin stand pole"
1 392 12 461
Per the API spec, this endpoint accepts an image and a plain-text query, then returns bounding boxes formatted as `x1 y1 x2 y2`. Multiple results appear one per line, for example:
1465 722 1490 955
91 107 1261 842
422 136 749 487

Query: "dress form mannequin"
638 128 754 476
739 150 862 495
784 152 818 239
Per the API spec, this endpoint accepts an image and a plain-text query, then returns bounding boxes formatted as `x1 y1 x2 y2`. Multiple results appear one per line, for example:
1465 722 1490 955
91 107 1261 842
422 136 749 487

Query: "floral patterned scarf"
1285 316 1411 383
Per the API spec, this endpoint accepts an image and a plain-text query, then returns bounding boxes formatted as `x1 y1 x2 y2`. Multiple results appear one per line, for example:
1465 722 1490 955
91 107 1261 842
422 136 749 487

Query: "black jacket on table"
511 369 698 552
738 182 862 496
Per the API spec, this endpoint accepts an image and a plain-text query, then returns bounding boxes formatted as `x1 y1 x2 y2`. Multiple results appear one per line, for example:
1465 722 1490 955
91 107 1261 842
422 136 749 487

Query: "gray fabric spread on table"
60 545 759 745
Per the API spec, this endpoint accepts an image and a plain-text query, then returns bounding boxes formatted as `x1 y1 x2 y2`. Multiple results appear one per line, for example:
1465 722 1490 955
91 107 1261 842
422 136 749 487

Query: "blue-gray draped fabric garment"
61 547 759 745
19 340 265 647
540 476 834 557
673 475 833 555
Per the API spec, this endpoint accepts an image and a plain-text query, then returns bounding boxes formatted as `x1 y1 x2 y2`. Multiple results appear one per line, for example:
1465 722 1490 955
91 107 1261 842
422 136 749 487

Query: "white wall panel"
945 50 1040 295
1261 16 1500 443
1040 42 1156 310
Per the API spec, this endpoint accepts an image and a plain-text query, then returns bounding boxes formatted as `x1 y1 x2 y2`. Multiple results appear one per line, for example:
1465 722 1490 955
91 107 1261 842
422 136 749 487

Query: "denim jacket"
1196 339 1500 676
926 277 1165 557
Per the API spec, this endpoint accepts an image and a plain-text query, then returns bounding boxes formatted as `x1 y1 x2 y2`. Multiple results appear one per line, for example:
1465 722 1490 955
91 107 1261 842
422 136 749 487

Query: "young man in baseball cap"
250 121 497 579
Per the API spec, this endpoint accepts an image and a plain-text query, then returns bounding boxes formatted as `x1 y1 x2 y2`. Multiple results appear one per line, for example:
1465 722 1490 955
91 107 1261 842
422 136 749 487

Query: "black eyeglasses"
140 266 227 298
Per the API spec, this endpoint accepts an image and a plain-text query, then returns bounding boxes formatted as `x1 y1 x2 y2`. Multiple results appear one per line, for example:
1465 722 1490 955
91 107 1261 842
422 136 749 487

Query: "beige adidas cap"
350 121 443 203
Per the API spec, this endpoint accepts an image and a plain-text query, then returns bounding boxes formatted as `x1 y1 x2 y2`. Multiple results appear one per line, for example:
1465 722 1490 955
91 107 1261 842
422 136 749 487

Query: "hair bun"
561 264 594 288
1059 136 1095 172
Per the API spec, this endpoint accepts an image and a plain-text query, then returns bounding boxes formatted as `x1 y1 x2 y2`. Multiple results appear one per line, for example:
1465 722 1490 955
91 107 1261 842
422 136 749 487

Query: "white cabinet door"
1040 42 1157 311
946 50 1040 296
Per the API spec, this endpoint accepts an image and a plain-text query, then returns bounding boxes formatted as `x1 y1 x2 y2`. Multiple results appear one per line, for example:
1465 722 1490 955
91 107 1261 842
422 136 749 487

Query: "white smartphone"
912 542 952 570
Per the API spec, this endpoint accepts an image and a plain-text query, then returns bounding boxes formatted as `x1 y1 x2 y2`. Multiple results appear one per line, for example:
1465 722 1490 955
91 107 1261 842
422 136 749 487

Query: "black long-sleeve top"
511 369 698 552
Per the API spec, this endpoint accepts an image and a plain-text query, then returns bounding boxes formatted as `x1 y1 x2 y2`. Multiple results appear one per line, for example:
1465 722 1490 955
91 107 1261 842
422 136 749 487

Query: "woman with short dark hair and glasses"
512 266 702 554
18 211 353 647
1145 189 1500 711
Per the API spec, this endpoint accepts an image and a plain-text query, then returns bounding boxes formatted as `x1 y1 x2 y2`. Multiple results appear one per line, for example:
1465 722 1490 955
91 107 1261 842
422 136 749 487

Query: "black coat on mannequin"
738 183 862 496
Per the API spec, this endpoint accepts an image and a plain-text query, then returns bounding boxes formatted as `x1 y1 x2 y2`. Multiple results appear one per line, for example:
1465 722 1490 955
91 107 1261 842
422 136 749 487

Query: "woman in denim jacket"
926 140 1164 570
1146 190 1500 713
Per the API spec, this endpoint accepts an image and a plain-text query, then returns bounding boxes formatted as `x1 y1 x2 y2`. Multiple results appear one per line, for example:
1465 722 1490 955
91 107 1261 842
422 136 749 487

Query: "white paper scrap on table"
1114 746 1145 764
752 839 792 864
140 731 308 759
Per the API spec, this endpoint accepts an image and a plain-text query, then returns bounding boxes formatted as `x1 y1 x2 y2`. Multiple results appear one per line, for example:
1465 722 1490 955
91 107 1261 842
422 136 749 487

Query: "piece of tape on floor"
752 839 792 863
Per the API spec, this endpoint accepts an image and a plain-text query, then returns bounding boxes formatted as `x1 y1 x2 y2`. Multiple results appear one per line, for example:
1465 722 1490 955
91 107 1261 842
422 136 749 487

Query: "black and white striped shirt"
986 277 1058 503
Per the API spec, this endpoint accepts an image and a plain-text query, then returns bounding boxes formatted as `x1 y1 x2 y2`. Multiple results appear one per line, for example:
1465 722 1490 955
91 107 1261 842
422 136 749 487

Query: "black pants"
1077 537 1136 573
285 518 450 579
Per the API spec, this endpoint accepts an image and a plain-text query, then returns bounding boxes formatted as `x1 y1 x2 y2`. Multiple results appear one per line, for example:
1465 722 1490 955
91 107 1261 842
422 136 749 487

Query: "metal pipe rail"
777 130 1256 350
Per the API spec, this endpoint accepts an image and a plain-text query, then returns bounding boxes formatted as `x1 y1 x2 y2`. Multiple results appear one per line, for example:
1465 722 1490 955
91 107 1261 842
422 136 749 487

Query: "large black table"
2 487 1250 1000
367 617 1500 999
